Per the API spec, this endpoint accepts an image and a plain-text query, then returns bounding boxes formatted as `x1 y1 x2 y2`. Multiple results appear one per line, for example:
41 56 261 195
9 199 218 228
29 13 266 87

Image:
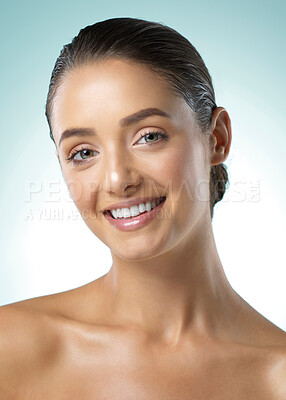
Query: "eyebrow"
58 108 171 146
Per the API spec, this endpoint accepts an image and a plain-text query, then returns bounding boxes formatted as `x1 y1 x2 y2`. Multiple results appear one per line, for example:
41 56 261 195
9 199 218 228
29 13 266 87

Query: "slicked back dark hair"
45 17 229 219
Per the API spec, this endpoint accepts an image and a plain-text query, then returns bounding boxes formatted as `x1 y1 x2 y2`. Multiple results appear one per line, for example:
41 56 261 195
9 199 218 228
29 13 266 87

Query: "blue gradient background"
1 1 285 330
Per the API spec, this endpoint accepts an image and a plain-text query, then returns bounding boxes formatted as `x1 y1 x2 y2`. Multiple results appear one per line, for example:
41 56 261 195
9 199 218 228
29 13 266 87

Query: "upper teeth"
110 198 163 219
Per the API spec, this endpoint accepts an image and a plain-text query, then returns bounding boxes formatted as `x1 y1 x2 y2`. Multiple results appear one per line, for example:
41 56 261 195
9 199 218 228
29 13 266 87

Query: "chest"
17 333 278 400
31 348 272 400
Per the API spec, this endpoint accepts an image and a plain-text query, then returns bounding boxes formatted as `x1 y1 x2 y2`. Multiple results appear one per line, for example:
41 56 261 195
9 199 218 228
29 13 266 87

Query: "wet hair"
45 17 229 220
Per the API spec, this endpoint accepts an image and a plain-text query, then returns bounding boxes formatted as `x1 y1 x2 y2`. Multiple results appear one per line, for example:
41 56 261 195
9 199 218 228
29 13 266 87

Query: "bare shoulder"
252 318 286 399
266 335 286 399
0 283 107 398
0 296 65 396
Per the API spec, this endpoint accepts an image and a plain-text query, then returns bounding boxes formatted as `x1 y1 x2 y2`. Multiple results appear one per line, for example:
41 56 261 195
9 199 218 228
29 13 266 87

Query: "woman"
1 17 285 399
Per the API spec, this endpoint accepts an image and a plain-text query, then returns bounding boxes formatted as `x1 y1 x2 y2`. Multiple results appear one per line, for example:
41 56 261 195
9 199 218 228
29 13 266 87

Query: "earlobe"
209 107 232 166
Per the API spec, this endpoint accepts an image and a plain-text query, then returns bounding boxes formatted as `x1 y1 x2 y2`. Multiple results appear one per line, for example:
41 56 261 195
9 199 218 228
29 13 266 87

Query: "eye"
136 131 168 145
66 147 98 164
73 149 96 160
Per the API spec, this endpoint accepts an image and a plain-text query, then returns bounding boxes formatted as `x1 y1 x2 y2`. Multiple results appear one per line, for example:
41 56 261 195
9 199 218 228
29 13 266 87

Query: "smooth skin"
0 59 285 399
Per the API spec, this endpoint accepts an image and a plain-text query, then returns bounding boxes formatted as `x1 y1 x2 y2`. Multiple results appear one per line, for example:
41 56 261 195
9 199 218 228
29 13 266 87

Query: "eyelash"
65 130 169 165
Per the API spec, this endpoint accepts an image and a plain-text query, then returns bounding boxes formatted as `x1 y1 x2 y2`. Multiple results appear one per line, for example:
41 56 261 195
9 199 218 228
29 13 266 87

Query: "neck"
98 215 239 345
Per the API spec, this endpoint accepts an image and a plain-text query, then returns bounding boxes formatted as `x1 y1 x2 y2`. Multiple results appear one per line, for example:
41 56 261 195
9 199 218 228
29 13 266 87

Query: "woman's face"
51 58 211 261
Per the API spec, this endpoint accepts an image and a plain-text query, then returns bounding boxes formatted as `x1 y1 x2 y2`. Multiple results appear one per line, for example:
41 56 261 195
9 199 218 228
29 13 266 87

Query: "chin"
111 238 167 263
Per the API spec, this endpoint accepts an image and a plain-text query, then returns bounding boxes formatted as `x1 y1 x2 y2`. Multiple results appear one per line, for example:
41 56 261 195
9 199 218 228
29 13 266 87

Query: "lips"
103 196 167 231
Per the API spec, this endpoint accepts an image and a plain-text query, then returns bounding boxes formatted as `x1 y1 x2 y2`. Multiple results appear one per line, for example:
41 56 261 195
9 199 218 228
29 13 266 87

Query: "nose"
102 149 142 197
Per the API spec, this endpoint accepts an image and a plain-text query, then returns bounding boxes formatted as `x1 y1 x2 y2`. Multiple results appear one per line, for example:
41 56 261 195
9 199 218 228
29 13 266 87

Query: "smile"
103 196 167 232
105 196 166 219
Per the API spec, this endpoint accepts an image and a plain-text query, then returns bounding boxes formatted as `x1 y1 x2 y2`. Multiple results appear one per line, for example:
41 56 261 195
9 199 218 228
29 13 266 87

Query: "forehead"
51 58 196 143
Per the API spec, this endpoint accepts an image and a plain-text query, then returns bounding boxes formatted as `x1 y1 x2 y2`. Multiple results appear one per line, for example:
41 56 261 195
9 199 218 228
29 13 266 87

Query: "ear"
209 107 232 166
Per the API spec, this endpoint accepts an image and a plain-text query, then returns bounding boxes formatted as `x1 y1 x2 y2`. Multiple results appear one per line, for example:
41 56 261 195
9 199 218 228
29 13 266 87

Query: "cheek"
162 139 210 231
63 170 102 218
158 140 208 200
